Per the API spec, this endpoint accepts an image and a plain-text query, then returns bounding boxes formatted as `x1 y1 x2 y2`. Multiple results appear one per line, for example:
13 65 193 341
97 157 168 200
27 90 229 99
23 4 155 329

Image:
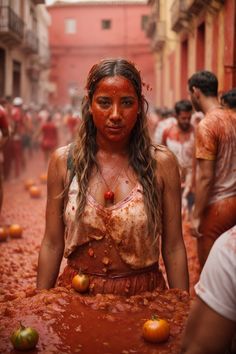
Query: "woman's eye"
98 100 110 108
122 99 134 107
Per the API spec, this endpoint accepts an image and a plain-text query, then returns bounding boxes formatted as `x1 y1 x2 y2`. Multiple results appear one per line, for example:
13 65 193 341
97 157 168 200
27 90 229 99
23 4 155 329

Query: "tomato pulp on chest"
91 76 139 144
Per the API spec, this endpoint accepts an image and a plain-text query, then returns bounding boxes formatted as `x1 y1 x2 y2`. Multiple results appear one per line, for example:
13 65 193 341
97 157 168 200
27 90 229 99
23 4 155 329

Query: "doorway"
12 60 21 97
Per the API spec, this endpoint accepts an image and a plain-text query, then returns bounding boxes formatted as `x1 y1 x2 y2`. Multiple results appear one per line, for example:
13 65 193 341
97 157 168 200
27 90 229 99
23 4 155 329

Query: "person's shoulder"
205 107 225 121
213 225 236 255
163 123 177 135
50 145 70 166
152 144 179 167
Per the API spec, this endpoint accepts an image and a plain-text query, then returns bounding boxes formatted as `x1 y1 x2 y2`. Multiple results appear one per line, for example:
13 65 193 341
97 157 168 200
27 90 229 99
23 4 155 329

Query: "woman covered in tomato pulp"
37 58 189 295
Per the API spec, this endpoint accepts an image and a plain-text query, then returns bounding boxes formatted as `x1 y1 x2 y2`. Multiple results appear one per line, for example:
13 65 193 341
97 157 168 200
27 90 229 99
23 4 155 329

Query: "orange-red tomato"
72 273 90 293
29 185 41 198
39 173 47 184
0 226 8 241
10 323 39 351
8 224 23 239
24 179 36 190
142 316 170 343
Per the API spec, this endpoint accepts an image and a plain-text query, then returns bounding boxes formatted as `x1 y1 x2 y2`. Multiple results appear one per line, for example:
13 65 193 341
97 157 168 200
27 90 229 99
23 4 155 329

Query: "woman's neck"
96 136 129 156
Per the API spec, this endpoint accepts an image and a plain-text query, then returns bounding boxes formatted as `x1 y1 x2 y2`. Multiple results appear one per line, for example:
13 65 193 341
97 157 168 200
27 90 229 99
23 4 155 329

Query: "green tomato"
10 323 39 351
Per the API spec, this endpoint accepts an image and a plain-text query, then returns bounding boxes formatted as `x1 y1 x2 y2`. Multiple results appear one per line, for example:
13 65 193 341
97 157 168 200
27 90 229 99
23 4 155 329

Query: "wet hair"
221 88 236 109
175 100 192 115
188 70 218 97
72 58 162 239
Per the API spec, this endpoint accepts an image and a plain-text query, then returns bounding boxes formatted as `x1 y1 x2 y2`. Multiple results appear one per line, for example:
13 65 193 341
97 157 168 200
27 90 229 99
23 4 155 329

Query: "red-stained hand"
190 215 203 238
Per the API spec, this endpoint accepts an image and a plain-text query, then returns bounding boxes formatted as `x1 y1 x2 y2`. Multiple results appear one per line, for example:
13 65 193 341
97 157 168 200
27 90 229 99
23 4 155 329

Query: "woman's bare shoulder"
48 145 70 179
51 145 69 164
152 144 178 167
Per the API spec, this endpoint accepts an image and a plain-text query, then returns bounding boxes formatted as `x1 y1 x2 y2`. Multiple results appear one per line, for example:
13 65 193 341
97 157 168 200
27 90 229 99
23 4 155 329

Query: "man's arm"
159 149 189 291
181 296 236 354
190 159 215 237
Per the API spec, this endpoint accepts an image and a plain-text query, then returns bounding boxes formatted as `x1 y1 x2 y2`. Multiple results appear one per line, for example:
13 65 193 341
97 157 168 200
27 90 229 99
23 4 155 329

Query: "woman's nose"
110 104 121 120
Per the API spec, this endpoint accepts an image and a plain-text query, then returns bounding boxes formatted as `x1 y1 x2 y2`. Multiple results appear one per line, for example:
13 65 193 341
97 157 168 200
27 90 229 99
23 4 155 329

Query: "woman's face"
90 75 139 144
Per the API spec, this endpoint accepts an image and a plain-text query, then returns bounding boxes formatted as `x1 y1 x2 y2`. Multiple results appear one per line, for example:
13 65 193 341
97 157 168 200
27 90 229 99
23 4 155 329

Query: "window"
141 15 149 31
101 19 111 30
65 19 77 34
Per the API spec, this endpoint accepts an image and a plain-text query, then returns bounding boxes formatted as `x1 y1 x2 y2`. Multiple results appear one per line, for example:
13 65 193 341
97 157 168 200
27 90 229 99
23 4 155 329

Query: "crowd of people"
0 99 82 213
0 59 235 353
147 73 236 353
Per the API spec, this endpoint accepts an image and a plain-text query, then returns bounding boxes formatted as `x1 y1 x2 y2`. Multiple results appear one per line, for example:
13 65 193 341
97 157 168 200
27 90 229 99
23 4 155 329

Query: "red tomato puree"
0 287 189 353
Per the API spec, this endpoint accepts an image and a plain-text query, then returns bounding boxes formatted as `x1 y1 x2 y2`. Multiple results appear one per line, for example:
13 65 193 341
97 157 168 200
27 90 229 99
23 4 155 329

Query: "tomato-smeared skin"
142 317 170 343
10 325 39 350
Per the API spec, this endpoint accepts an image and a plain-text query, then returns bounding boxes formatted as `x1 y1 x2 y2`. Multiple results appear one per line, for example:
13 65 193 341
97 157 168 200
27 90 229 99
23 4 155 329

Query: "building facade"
0 0 51 105
47 0 156 108
146 0 236 108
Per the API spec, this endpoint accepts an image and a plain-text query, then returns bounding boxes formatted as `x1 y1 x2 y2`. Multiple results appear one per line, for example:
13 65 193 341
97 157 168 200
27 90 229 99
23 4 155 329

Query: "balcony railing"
171 0 189 32
0 6 24 46
151 21 166 51
184 0 224 15
22 29 39 54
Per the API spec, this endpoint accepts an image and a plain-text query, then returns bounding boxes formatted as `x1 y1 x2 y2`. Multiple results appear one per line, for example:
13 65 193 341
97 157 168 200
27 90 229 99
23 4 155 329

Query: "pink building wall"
48 2 155 108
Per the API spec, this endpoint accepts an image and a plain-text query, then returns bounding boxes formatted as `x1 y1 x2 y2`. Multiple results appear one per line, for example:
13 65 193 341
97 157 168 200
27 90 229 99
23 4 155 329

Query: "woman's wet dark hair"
86 58 143 104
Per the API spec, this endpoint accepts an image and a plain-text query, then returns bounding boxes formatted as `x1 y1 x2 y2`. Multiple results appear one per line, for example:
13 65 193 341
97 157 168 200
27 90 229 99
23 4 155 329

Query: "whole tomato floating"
72 273 90 293
9 224 23 239
24 179 35 191
10 323 39 351
0 226 8 241
29 185 42 198
142 315 170 343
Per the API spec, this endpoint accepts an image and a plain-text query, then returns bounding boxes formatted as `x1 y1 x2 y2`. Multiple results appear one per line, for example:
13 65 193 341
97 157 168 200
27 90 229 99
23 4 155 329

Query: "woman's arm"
158 148 189 291
37 147 67 289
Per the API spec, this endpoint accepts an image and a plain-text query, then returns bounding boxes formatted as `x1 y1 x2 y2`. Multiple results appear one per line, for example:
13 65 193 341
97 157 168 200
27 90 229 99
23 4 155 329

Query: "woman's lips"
106 126 123 132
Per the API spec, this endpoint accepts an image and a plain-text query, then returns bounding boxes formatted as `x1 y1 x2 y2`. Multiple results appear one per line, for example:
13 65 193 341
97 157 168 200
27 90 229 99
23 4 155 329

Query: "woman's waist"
67 257 159 279
67 239 159 278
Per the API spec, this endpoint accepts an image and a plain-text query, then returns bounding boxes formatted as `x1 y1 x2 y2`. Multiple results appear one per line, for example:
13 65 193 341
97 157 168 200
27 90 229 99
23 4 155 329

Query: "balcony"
0 6 24 46
38 43 51 69
184 0 224 15
22 29 39 54
33 0 45 4
151 21 166 51
171 0 189 32
145 14 156 38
